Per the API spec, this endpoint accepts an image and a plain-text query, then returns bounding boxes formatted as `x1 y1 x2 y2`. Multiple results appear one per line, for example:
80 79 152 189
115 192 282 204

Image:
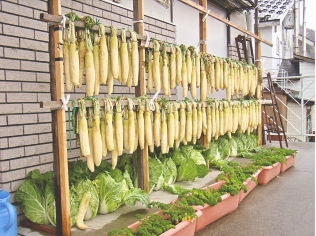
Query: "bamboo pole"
48 0 71 235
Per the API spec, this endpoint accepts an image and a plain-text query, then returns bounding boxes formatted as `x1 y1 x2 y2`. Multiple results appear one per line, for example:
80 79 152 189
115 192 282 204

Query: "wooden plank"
178 0 273 47
20 220 56 235
40 13 148 41
48 1 71 235
133 0 149 194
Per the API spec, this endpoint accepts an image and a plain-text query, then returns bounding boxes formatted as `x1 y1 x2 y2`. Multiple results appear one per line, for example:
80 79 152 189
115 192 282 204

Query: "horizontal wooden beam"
40 99 272 110
40 13 148 41
178 0 273 47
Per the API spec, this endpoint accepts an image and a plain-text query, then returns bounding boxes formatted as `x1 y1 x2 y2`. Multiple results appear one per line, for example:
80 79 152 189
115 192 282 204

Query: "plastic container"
0 189 18 236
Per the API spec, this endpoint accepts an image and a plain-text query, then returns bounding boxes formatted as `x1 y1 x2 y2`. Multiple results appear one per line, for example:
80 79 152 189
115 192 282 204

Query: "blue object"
0 189 17 236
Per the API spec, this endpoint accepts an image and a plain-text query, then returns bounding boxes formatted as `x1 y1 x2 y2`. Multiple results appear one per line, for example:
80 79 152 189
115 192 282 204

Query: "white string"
60 14 68 28
61 94 70 110
197 39 207 47
202 9 210 22
149 90 160 111
255 59 265 64
145 31 150 47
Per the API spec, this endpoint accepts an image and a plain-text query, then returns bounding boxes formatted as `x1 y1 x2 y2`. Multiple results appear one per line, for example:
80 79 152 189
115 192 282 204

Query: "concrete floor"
18 141 315 236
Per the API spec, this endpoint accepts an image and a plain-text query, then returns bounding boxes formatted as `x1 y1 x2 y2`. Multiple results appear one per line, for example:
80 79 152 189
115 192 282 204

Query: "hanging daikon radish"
197 103 203 139
200 54 207 103
196 52 201 88
115 97 123 156
223 59 228 89
100 108 107 157
238 64 244 95
167 103 175 148
107 53 114 95
180 45 188 97
133 114 138 152
161 107 168 154
131 31 139 86
215 57 220 91
190 50 197 99
87 108 95 172
99 24 108 85
92 98 102 167
104 99 114 151
111 123 118 169
192 101 198 144
78 99 90 157
173 102 179 141
120 29 129 83
229 61 235 98
127 98 135 154
211 101 216 138
202 102 207 135
186 48 192 84
147 49 153 92
206 104 212 143
68 19 79 86
154 101 161 147
175 45 182 86
137 98 145 149
93 32 100 95
219 58 224 90
153 39 161 92
127 41 133 88
85 29 95 97
78 29 86 88
109 26 119 79
179 101 186 142
63 27 72 91
123 107 129 151
185 102 192 143
145 99 153 146
161 43 169 96
210 56 215 94
214 101 220 140
117 43 122 83
169 45 176 89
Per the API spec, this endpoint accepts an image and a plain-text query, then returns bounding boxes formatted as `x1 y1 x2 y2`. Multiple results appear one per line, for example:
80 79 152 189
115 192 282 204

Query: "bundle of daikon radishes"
62 12 263 101
63 13 139 96
76 96 261 172
146 39 263 101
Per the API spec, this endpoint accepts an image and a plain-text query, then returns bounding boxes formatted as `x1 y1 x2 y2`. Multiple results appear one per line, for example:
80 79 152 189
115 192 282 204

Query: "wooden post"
199 0 207 53
257 31 263 146
133 0 149 193
199 0 209 150
48 0 71 235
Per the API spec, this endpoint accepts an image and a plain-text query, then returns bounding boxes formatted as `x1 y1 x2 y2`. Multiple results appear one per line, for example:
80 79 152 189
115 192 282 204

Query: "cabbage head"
162 158 177 186
149 157 164 193
75 178 99 221
96 173 124 214
176 158 198 182
16 170 54 226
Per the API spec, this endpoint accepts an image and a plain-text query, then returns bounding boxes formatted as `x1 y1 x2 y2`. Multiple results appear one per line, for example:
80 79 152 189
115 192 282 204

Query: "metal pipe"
302 0 307 56
301 78 305 139
294 0 299 54
269 75 315 79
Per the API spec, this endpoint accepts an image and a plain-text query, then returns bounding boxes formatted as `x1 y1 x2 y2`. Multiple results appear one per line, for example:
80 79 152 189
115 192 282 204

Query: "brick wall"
0 0 176 222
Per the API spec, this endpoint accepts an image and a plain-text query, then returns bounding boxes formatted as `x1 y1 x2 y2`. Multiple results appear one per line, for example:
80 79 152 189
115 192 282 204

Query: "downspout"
227 11 231 46
302 0 306 57
255 0 259 64
294 0 299 54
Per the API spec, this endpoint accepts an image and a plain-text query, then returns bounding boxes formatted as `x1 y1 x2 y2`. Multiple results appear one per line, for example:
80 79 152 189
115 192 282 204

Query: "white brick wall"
0 0 177 214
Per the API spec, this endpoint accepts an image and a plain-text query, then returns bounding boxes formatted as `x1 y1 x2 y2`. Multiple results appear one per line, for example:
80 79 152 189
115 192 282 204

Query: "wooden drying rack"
38 0 271 235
